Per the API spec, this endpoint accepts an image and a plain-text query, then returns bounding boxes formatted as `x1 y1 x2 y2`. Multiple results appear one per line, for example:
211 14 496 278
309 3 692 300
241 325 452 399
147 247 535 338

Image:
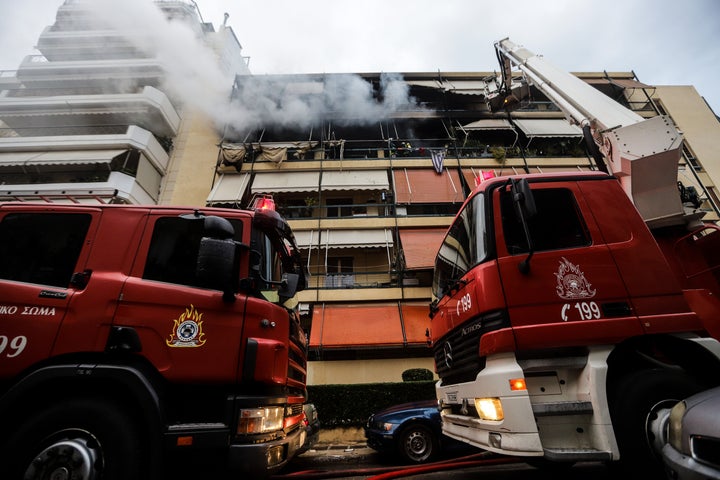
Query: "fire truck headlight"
237 406 284 434
474 398 504 421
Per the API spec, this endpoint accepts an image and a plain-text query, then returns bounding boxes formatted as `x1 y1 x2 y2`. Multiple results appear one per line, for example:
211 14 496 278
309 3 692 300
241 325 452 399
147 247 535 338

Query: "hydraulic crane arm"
493 38 691 229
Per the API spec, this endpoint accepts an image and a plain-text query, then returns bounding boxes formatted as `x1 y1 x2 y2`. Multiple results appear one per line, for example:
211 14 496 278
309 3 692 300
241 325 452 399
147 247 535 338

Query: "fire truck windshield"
432 193 487 299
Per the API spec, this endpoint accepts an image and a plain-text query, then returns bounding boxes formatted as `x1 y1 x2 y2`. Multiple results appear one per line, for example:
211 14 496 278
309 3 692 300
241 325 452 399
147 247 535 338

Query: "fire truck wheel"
398 423 437 464
8 396 145 480
610 368 703 475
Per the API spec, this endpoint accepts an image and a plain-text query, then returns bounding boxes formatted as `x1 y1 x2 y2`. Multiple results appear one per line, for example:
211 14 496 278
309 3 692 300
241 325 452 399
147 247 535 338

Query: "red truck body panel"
0 202 308 478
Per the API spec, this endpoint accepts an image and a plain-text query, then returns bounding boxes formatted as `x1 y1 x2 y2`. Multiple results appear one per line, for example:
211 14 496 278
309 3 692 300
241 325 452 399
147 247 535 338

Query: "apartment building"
2 1 719 387
207 71 720 384
0 0 249 205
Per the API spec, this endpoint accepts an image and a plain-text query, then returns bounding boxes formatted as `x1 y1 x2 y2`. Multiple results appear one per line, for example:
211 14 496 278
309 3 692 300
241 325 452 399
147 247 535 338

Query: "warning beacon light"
251 194 276 211
475 170 496 187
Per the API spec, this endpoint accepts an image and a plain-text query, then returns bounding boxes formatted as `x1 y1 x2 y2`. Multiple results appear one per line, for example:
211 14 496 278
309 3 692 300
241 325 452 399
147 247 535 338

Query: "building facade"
209 71 720 384
0 0 249 205
2 1 719 387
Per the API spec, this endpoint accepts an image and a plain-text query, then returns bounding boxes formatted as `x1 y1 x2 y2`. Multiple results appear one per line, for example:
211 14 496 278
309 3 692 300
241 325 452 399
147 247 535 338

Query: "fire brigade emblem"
167 305 206 347
554 257 596 300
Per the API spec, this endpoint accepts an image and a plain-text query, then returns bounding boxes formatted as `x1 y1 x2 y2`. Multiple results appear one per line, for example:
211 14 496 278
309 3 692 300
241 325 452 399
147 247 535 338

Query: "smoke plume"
227 72 422 132
81 0 424 133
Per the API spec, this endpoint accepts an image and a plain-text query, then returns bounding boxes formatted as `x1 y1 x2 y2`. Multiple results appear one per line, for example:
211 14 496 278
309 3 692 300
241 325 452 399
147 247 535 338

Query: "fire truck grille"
433 310 508 386
288 403 304 416
287 313 308 393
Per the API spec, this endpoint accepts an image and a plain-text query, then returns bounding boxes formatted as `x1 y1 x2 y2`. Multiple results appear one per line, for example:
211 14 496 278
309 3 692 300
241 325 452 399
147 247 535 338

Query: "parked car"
364 399 462 464
662 386 720 479
298 403 320 455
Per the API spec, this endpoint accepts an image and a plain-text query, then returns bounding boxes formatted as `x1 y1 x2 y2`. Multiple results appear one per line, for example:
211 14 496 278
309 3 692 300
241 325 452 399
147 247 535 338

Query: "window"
432 194 486 298
0 213 91 287
325 256 354 288
326 198 353 218
327 256 353 274
501 188 590 254
143 217 243 288
250 228 290 301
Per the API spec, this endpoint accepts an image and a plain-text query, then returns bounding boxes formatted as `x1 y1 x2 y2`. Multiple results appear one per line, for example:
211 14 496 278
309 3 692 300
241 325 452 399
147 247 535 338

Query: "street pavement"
274 442 612 480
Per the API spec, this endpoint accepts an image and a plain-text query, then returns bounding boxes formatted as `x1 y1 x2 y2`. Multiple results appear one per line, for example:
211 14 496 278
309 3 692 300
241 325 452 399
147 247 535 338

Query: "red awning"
399 228 447 270
400 303 432 344
310 302 432 349
393 168 464 204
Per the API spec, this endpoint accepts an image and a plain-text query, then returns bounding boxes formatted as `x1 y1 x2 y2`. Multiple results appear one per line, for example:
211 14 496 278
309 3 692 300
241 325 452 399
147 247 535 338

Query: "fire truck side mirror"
202 215 235 239
510 178 537 275
197 237 238 303
278 273 300 302
512 178 537 219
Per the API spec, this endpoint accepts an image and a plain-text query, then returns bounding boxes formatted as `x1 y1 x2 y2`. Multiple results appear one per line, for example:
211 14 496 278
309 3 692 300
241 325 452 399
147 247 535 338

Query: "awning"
0 152 43 167
513 119 583 138
461 118 514 131
399 228 447 270
206 173 250 205
250 171 320 194
321 170 389 191
400 303 433 344
309 302 431 349
393 168 464 204
0 149 126 167
220 143 247 165
441 80 488 96
405 79 488 96
295 228 394 249
584 78 652 89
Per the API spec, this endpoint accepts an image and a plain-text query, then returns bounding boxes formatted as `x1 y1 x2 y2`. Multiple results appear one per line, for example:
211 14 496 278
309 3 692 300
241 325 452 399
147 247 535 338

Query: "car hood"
371 399 438 418
682 386 720 438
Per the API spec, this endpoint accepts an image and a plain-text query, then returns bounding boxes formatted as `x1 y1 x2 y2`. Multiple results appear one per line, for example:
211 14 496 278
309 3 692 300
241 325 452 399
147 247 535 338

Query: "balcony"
36 26 147 61
0 171 156 204
15 56 164 90
0 86 180 137
0 125 169 173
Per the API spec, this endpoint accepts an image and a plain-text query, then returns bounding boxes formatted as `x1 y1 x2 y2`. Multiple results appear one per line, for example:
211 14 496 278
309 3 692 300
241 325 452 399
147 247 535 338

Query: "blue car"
364 399 458 464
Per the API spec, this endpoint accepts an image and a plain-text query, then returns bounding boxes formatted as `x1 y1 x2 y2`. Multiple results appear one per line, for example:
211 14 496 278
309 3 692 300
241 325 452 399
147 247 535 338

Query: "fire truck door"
0 211 95 376
494 185 639 350
115 214 247 384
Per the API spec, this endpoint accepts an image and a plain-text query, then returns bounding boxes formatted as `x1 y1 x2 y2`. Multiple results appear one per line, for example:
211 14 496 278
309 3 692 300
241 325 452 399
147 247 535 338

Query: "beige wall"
308 357 436 385
654 86 720 218
160 110 222 207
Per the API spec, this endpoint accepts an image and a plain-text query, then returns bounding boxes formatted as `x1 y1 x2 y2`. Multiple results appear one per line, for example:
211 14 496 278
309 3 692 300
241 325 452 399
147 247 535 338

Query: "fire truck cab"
430 38 720 475
0 201 309 479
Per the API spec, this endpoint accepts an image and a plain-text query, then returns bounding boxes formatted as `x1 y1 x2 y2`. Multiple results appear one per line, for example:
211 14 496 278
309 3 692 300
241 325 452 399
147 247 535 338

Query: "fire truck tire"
398 423 437 464
7 396 146 480
610 368 702 475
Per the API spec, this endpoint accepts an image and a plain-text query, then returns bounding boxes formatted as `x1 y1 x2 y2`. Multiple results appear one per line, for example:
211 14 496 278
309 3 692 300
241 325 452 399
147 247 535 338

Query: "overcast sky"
1 0 718 114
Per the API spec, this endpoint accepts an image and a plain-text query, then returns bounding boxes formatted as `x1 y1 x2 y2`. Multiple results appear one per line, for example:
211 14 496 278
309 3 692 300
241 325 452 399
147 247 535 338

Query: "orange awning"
399 228 446 270
400 303 432 344
393 168 464 204
310 302 432 349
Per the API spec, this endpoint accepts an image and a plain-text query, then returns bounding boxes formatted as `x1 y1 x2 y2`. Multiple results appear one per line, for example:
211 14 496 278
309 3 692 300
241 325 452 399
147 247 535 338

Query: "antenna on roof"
223 12 229 26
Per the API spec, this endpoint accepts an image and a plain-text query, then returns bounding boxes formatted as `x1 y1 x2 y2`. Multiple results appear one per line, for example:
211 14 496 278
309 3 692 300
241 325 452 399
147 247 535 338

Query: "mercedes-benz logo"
443 341 453 369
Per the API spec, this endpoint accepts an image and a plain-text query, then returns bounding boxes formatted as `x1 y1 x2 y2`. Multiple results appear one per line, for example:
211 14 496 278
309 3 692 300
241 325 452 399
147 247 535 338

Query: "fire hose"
272 451 522 479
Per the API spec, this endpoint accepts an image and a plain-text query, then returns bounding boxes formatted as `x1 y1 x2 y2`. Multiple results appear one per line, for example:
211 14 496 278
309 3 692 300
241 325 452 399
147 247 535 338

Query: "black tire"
610 368 703 475
5 396 146 480
398 423 437 464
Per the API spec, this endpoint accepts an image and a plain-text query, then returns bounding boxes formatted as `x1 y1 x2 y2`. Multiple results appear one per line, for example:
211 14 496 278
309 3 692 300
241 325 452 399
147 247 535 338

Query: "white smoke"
82 0 425 132
227 72 423 132
84 0 234 124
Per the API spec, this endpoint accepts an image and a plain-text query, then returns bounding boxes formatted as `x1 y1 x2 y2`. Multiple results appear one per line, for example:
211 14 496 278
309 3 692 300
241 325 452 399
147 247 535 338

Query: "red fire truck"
0 198 309 479
429 38 720 474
